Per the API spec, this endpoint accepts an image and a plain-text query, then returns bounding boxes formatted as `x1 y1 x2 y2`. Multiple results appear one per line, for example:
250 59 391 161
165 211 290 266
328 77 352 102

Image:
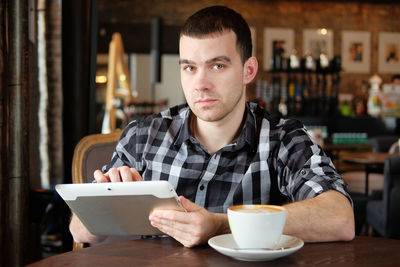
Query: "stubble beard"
190 90 245 123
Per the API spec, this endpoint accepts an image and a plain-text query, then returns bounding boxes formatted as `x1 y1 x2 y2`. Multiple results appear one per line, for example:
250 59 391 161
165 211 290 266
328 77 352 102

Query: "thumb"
179 196 200 212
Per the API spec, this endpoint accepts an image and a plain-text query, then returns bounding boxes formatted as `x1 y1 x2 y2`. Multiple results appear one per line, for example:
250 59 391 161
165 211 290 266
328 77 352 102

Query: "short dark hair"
180 6 252 64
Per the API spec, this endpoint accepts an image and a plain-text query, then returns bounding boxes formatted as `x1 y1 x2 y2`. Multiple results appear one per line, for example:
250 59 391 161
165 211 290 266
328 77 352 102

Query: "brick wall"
98 0 400 96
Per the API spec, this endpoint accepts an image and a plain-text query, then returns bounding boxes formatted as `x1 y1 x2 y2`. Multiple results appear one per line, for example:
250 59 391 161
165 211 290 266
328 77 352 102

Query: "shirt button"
300 170 307 176
199 184 205 191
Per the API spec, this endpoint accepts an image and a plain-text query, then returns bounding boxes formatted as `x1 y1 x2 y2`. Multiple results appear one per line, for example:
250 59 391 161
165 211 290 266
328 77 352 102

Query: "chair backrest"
383 155 400 237
72 130 122 184
71 130 122 250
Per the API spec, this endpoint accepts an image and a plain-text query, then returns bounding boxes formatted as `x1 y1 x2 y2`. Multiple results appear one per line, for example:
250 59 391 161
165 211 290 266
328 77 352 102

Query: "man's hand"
149 196 230 247
70 213 106 244
70 166 142 244
94 166 143 182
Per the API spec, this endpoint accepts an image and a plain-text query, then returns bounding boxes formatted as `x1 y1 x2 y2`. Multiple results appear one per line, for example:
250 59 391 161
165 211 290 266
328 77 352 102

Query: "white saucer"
208 234 304 262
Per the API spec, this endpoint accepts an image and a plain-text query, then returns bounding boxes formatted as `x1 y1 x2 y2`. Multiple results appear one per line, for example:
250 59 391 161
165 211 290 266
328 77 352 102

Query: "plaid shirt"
104 102 350 213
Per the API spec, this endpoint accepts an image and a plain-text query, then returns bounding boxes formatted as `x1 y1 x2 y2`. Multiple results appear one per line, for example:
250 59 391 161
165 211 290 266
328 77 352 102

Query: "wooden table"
27 236 400 266
323 143 372 153
340 151 392 196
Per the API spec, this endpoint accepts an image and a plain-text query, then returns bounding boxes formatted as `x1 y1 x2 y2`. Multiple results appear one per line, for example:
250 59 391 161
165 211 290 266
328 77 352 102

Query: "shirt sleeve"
274 119 352 204
101 120 141 173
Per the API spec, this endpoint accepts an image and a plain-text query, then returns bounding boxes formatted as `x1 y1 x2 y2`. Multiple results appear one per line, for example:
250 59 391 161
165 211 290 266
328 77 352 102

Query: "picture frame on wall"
378 32 400 74
303 28 333 60
341 31 371 73
263 27 294 71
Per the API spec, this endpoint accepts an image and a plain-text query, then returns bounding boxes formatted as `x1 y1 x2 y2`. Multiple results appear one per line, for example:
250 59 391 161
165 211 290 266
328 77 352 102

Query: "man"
70 6 354 247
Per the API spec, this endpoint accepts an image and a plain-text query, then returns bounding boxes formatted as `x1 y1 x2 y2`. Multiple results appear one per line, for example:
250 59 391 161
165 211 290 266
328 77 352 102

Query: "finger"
151 217 193 237
149 216 197 247
130 168 143 181
152 223 195 247
150 209 190 224
108 168 122 182
93 170 110 183
149 210 197 238
179 196 200 212
119 166 134 182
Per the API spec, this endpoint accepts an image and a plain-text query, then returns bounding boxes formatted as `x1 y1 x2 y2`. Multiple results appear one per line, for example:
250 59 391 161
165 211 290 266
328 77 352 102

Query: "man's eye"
213 64 224 70
184 65 194 72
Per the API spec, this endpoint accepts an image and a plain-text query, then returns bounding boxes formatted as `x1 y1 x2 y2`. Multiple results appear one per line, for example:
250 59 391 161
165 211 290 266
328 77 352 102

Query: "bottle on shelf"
266 49 341 117
367 74 382 117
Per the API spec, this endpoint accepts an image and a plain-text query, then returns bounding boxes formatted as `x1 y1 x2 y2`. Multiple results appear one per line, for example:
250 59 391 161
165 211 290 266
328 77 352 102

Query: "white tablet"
55 181 185 236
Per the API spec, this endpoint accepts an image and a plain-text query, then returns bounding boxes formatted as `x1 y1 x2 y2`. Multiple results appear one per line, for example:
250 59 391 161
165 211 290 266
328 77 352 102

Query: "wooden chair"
72 130 122 184
367 155 400 239
71 130 122 249
342 136 399 235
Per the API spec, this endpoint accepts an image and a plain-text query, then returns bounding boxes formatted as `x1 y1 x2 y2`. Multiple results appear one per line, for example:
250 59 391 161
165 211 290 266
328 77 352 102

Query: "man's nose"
193 68 211 91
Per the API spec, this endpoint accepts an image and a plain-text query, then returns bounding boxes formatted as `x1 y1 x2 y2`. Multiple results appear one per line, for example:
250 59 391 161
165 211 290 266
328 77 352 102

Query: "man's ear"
243 56 258 85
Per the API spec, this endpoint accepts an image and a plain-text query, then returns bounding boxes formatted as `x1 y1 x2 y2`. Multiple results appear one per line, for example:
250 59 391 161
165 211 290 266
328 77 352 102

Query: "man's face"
179 31 252 123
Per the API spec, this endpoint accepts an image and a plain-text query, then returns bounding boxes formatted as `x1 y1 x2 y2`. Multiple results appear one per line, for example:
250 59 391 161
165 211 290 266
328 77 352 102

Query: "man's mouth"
196 98 216 104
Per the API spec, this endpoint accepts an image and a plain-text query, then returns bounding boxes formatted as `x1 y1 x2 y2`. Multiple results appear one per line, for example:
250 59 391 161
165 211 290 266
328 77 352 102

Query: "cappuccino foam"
229 204 284 214
236 208 277 214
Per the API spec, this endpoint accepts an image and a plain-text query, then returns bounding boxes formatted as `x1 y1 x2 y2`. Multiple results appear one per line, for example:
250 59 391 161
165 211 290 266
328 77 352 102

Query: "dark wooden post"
62 0 98 183
7 0 29 266
0 1 7 265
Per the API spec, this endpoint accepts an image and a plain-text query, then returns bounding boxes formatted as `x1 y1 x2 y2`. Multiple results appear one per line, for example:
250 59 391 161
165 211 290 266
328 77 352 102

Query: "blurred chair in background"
341 135 398 235
72 130 122 184
367 156 400 239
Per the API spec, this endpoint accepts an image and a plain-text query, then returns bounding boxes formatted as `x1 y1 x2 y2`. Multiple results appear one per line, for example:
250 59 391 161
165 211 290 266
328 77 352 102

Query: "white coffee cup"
227 204 286 249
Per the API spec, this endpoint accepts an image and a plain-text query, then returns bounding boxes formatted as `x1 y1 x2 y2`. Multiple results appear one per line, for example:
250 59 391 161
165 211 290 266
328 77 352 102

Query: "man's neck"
191 104 246 154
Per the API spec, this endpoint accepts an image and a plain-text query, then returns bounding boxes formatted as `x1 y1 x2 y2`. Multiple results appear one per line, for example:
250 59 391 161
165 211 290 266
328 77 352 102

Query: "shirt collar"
174 105 192 146
237 102 258 152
